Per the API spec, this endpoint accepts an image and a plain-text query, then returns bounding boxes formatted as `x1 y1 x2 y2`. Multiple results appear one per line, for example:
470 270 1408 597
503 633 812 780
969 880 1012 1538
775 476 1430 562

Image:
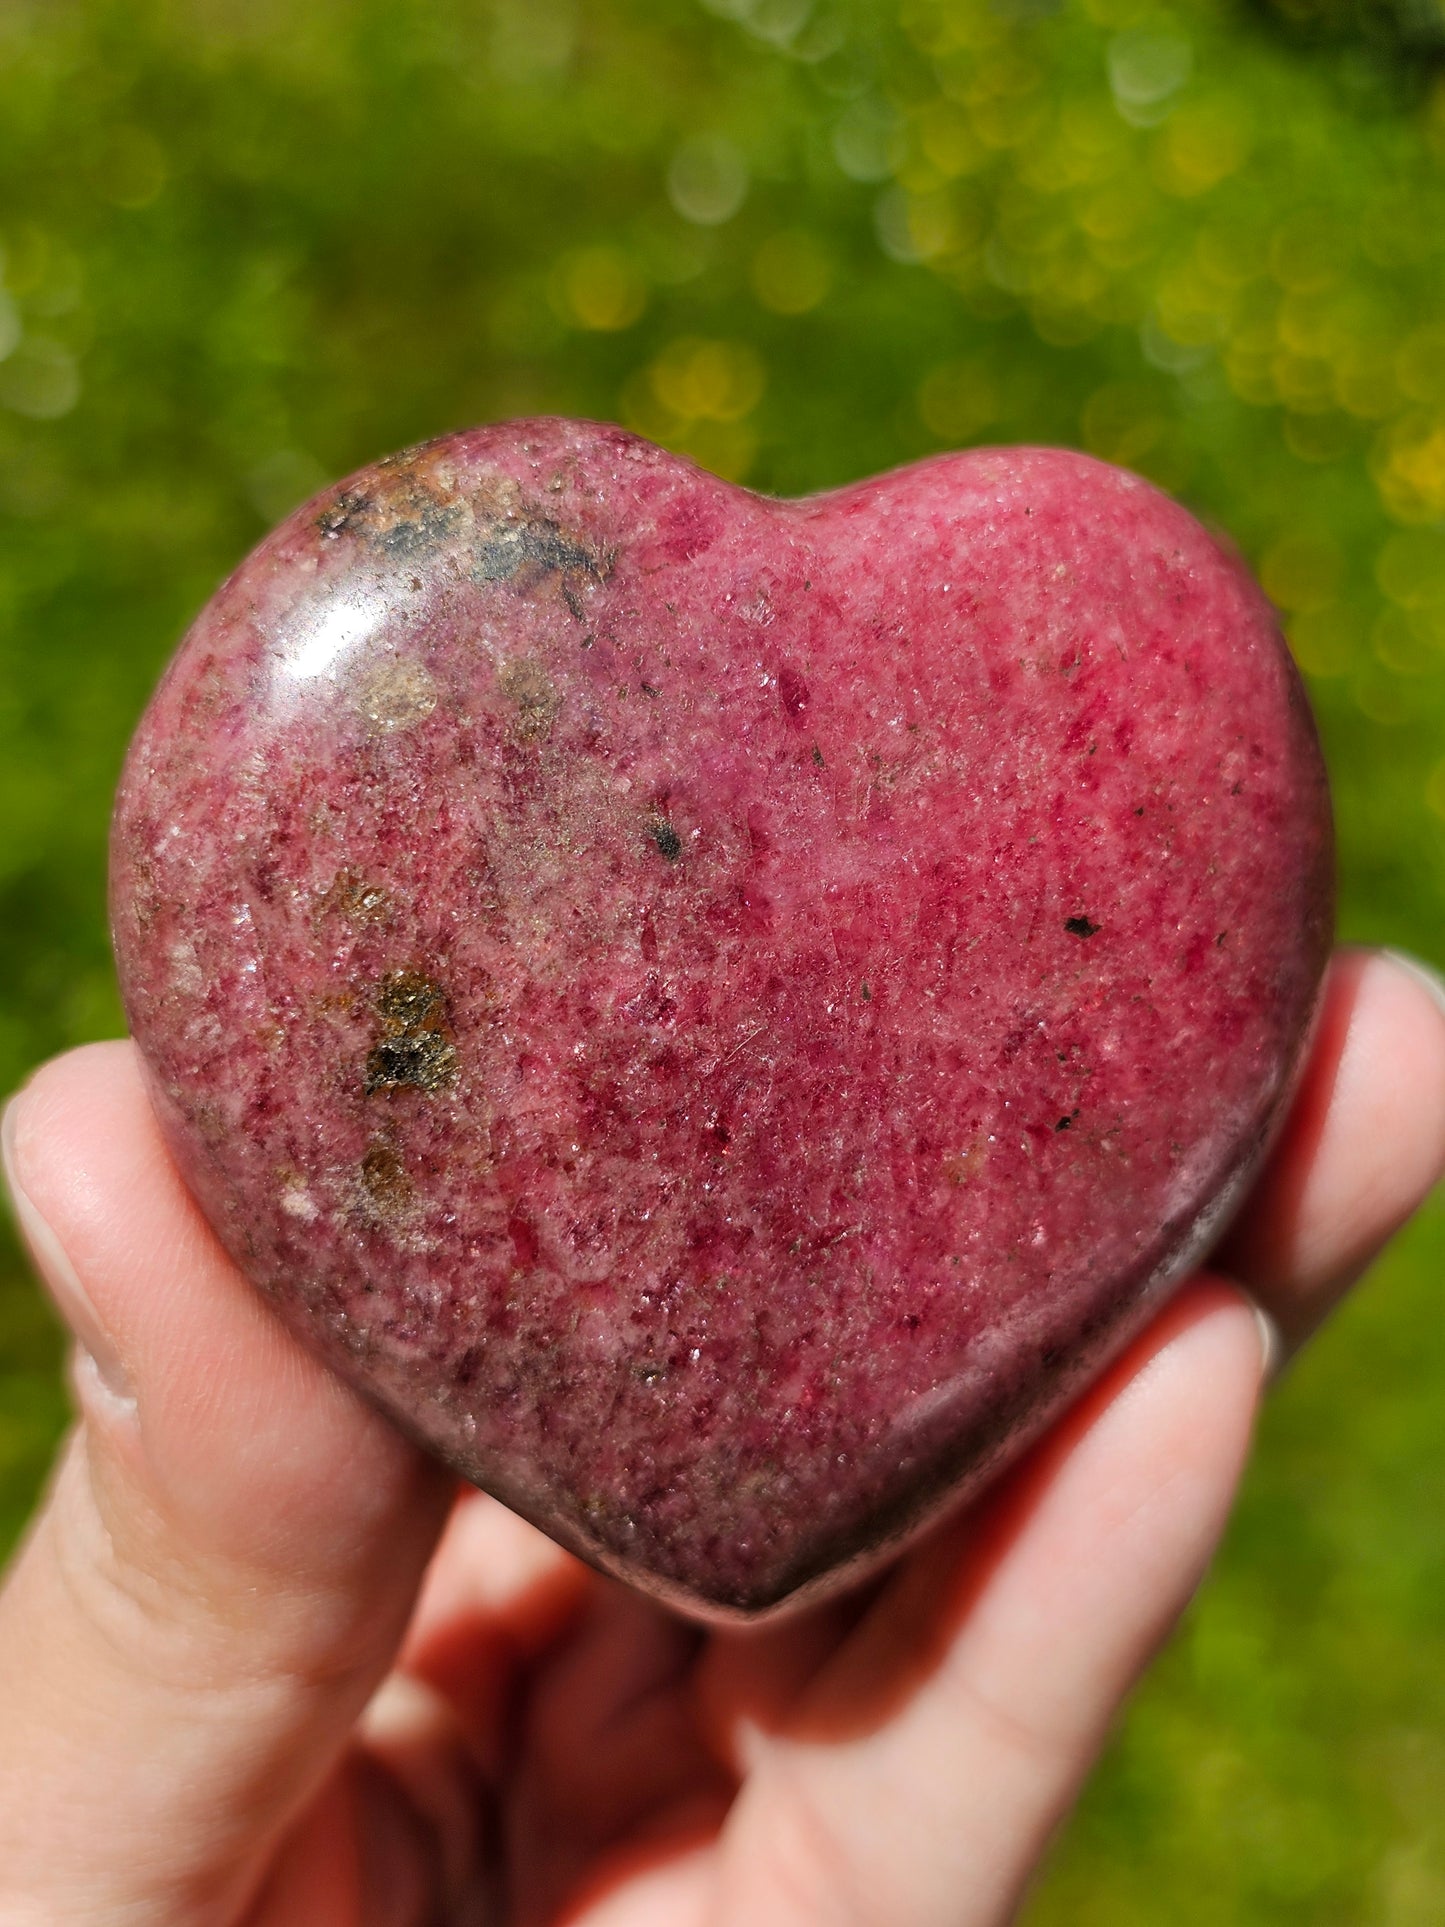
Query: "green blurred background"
2 0 1444 1914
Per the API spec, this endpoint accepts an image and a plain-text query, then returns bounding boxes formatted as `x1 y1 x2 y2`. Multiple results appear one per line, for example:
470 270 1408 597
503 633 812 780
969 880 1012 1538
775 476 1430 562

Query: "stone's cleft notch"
364 968 459 1095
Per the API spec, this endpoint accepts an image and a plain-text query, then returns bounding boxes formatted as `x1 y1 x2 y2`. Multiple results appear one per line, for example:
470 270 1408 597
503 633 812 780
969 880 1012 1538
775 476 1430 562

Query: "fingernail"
1383 949 1445 1021
1248 1297 1286 1385
2 1093 135 1405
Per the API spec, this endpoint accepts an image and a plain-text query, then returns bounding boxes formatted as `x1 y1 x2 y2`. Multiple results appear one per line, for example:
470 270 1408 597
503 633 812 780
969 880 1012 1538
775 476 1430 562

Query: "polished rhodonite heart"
111 420 1332 1617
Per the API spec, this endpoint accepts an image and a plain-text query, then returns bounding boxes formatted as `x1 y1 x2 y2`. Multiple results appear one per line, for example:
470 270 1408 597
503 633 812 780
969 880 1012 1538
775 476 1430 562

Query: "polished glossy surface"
111 422 1333 1616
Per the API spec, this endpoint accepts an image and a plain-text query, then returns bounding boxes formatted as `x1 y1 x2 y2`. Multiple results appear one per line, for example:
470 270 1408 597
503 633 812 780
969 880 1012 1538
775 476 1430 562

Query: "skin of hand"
0 947 1442 1927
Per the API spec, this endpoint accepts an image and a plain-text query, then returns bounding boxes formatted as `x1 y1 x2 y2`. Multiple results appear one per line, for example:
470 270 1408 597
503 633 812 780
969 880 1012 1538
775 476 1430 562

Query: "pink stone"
111 422 1332 1618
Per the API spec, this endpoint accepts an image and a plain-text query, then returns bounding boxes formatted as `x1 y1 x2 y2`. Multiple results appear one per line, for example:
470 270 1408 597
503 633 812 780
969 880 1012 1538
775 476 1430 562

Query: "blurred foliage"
1253 0 1445 61
0 0 1443 1916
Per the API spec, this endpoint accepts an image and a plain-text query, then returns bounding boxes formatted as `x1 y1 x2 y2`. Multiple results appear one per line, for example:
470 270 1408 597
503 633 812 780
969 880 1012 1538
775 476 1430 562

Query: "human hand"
2 946 1442 1927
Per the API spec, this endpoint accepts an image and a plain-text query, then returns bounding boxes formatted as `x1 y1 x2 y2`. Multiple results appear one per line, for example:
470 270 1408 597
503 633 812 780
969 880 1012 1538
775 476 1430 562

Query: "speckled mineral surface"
111 421 1333 1617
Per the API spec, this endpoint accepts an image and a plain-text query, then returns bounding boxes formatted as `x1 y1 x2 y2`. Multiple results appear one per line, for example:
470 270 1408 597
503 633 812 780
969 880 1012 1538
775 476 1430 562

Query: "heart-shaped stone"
111 421 1332 1618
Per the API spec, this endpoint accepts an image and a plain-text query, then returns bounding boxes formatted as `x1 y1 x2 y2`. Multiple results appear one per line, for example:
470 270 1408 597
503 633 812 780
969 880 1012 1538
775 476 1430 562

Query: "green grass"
2 0 1443 1915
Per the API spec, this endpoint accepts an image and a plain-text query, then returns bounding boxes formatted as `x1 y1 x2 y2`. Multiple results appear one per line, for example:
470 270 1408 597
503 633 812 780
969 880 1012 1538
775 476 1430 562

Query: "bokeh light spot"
0 290 19 364
1271 211 1343 294
1372 412 1445 523
649 337 767 424
1262 535 1341 614
1372 606 1437 678
833 96 901 182
1108 27 1193 129
1287 606 1354 679
667 134 749 225
1154 95 1251 196
1377 531 1445 608
918 357 998 441
1081 379 1166 467
917 101 984 179
751 231 833 314
554 246 647 331
1283 412 1353 465
1396 326 1445 406
0 337 79 419
98 128 167 210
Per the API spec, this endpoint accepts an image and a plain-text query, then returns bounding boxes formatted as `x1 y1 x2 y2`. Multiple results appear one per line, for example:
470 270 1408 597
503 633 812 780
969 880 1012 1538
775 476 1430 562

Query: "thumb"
0 1041 452 1923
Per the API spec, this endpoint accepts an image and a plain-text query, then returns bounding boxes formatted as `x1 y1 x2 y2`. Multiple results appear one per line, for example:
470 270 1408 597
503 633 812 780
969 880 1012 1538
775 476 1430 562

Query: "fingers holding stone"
1220 947 1445 1355
396 1487 592 1775
0 1041 453 1919
711 1283 1265 1927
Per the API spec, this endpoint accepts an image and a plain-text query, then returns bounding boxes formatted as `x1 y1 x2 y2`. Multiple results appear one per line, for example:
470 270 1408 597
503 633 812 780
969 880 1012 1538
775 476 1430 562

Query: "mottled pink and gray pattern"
111 422 1332 1617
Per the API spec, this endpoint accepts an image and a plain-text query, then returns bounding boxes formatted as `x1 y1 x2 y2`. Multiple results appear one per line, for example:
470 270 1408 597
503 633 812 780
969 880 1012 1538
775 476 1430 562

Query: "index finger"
1220 947 1445 1355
